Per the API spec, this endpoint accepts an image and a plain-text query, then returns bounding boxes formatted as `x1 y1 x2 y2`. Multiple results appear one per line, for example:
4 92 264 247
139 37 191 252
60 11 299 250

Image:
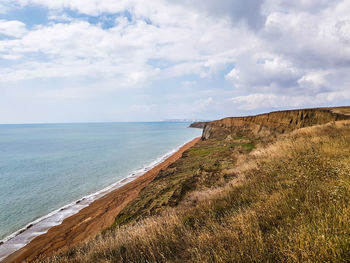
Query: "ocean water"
0 122 201 260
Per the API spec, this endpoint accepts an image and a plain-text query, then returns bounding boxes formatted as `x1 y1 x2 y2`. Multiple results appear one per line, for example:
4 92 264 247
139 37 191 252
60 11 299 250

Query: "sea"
0 122 201 261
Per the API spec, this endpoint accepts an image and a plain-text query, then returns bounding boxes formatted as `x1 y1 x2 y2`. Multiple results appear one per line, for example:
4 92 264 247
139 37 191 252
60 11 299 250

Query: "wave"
0 138 193 262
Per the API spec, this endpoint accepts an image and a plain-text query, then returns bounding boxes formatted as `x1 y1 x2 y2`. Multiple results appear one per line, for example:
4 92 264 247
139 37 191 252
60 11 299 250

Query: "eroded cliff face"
198 107 350 140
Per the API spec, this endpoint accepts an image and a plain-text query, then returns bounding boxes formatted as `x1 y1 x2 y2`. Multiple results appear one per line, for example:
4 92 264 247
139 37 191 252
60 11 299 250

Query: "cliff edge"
193 107 350 140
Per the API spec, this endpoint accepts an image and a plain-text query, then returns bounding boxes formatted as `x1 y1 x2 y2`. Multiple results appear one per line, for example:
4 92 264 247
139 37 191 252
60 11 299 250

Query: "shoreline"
2 137 200 263
0 138 196 259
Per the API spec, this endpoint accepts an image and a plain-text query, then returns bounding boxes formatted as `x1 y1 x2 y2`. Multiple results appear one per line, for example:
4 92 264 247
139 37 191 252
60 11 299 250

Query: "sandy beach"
3 137 200 263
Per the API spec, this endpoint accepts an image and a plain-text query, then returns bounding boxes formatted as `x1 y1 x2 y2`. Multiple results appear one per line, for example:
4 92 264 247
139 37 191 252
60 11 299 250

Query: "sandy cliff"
191 107 350 140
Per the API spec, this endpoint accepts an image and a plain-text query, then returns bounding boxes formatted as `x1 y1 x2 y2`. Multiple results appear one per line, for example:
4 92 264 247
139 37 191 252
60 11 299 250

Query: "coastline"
2 137 200 263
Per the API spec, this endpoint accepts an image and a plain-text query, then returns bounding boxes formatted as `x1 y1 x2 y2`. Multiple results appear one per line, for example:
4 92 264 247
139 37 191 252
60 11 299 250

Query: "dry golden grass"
41 121 350 263
329 107 350 116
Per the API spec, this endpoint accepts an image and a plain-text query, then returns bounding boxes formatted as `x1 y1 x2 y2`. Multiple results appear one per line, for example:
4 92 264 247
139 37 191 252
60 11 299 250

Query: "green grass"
107 137 257 228
41 121 350 263
241 142 255 151
109 137 252 227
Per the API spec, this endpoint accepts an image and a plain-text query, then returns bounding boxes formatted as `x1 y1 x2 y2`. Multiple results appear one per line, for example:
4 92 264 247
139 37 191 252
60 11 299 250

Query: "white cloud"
230 93 307 110
0 0 349 122
222 0 350 111
0 0 22 14
229 89 350 111
297 71 329 91
47 11 74 22
226 55 302 93
0 20 27 37
0 2 254 87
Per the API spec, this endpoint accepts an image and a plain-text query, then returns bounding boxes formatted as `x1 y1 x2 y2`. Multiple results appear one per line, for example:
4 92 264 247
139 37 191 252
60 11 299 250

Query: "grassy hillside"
42 120 350 263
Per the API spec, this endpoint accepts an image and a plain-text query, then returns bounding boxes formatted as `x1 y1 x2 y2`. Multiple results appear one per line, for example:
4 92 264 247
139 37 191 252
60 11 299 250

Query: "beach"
2 137 200 263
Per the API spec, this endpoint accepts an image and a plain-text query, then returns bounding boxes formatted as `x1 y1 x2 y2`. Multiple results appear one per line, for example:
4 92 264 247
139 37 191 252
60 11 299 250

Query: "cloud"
224 0 350 112
166 0 266 29
225 68 240 81
0 2 251 86
0 0 21 14
225 56 301 92
0 0 349 123
230 93 300 110
0 19 27 37
262 0 342 14
229 89 350 110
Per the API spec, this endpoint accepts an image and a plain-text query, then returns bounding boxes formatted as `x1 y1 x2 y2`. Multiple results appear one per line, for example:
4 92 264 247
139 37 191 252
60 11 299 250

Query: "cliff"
196 107 350 140
189 122 208 129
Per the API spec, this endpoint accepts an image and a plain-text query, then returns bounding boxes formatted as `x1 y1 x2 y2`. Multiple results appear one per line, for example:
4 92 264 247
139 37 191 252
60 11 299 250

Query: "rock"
202 125 212 140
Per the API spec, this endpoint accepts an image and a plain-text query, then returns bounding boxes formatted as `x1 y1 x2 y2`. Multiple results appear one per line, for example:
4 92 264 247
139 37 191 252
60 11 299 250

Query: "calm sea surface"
0 122 201 243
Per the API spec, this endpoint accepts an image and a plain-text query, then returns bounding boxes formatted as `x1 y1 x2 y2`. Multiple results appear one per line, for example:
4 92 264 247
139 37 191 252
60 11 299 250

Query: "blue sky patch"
0 4 49 28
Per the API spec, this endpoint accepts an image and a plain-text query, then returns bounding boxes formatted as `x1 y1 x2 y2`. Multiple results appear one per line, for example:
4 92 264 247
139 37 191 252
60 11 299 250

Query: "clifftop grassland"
43 108 350 263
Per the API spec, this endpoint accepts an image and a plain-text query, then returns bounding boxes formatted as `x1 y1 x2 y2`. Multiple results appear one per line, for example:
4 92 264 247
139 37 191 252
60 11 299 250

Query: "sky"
0 0 349 123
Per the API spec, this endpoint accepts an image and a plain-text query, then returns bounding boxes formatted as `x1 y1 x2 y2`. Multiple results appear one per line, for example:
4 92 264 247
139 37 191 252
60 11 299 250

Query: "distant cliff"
193 107 350 140
189 122 208 129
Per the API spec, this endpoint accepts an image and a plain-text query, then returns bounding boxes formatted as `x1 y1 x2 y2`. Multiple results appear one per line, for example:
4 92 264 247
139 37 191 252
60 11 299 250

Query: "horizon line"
0 120 205 126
